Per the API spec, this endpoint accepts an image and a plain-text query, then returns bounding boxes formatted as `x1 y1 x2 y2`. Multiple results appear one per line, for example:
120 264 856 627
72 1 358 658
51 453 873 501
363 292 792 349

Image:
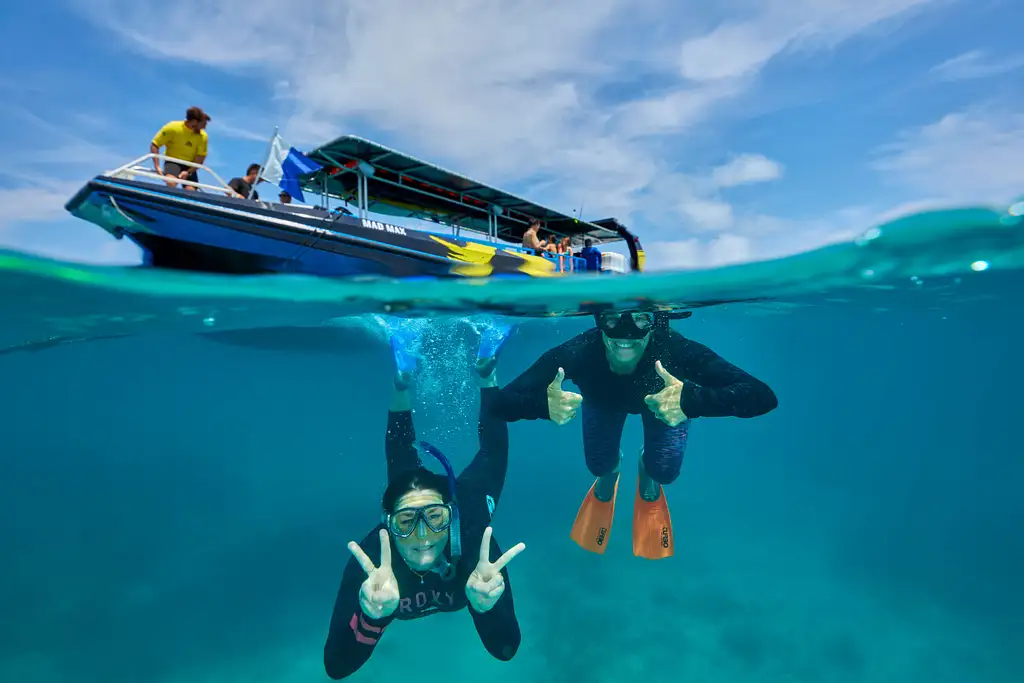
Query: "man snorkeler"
488 309 777 559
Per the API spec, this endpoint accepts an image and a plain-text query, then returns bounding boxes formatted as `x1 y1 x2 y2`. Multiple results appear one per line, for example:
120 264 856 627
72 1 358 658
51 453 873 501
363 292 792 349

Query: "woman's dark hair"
381 467 451 513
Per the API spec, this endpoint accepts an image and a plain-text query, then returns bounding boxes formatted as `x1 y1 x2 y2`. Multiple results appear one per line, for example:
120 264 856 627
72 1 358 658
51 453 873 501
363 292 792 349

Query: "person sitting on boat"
323 322 524 680
227 163 261 200
522 219 543 254
278 190 292 204
555 236 574 271
487 309 777 560
150 106 210 191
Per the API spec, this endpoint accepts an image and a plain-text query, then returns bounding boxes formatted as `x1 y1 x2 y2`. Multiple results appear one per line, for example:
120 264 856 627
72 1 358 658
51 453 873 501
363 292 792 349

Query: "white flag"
259 132 289 185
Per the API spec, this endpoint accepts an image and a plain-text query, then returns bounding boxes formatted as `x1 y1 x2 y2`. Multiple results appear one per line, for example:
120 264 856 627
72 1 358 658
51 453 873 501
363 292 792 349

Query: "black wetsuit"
490 328 778 484
323 387 520 680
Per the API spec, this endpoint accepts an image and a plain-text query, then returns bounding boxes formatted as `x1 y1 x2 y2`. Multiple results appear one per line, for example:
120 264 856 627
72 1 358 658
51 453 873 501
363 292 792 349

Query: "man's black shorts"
163 160 198 183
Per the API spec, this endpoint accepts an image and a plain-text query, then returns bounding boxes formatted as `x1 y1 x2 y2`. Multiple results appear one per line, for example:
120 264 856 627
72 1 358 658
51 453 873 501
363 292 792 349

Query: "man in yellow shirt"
150 106 210 190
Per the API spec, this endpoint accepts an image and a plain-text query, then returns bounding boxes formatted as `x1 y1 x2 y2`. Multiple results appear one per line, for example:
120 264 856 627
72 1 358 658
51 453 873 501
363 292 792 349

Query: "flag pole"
249 125 279 200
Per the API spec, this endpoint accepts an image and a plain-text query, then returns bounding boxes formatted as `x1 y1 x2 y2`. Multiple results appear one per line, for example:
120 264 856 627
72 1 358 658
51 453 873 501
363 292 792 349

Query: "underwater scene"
1 202 1022 683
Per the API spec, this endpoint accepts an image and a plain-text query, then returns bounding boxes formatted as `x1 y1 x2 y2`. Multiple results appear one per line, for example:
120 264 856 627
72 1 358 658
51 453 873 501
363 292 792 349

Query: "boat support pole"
353 161 374 221
488 204 502 241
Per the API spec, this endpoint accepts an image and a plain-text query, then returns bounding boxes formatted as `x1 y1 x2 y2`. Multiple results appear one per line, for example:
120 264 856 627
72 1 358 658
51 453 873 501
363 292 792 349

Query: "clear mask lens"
389 504 452 537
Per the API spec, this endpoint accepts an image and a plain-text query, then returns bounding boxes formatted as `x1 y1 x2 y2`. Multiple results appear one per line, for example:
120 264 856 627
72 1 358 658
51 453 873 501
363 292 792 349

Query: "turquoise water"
1 203 1022 682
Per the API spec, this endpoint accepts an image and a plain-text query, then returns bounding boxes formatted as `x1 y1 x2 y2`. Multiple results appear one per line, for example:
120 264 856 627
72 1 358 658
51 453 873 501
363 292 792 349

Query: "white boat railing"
105 153 238 195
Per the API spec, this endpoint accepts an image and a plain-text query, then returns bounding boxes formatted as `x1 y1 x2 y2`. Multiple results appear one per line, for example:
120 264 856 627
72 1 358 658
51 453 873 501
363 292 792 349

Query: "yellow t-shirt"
151 120 208 162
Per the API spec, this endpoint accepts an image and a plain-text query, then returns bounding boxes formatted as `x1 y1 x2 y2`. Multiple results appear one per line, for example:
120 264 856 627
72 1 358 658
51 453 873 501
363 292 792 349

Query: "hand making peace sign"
465 526 526 613
348 529 401 620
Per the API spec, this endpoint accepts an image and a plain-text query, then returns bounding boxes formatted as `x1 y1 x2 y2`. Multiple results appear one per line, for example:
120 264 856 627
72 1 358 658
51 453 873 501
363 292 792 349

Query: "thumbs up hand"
547 367 582 425
644 360 688 427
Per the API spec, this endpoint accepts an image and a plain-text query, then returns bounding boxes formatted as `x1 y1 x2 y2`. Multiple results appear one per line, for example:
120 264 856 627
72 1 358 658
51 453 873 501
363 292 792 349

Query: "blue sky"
0 0 1021 270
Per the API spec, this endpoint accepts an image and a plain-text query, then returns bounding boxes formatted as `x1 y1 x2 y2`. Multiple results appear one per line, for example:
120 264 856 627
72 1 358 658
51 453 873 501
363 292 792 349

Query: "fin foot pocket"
477 321 514 360
570 477 618 554
632 478 673 560
389 326 420 375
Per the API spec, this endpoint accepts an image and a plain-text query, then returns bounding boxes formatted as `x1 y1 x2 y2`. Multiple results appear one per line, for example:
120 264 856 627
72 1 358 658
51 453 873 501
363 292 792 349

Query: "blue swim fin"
389 325 420 375
475 321 514 378
477 321 514 361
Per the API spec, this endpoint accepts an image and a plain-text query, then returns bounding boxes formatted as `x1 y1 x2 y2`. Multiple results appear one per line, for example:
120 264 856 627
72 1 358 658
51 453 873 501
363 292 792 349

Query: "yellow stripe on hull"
429 235 565 278
429 235 496 277
502 249 560 277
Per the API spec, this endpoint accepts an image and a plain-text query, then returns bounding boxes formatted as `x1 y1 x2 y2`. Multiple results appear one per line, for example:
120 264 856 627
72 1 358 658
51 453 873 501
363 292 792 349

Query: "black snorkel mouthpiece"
415 441 462 562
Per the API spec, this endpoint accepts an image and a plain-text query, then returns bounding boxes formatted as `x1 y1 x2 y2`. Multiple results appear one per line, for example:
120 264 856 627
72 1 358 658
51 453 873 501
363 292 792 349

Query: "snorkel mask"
592 307 694 338
380 441 463 564
595 310 656 339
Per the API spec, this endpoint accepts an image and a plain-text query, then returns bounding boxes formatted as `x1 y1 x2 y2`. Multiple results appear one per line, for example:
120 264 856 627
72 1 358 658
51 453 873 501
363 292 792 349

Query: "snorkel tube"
415 441 463 563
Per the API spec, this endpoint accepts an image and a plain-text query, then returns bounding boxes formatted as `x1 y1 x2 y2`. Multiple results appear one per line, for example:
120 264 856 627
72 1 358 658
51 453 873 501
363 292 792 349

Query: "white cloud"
678 0 939 82
214 121 273 143
711 154 784 188
80 0 941 223
679 196 735 231
0 184 79 228
929 50 1024 82
0 180 142 265
644 211 866 271
873 106 1024 203
680 23 791 82
646 233 754 270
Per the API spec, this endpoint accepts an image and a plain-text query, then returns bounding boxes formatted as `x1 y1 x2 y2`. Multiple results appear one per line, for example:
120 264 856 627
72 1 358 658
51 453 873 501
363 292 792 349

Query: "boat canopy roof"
299 135 629 244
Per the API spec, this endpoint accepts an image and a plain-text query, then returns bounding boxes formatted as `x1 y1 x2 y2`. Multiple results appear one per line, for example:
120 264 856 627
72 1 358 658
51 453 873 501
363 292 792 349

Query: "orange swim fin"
632 478 673 560
570 477 618 554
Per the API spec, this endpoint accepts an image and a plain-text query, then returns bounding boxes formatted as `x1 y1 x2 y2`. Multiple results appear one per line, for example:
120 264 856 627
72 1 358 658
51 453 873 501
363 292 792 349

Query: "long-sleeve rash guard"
490 328 778 422
323 387 520 680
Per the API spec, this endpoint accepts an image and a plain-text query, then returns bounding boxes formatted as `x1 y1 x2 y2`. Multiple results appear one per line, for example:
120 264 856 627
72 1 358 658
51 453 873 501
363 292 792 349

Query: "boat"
64 134 646 279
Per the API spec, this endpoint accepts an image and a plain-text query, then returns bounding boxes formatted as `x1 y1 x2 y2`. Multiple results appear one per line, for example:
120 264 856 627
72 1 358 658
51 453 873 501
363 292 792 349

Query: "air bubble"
855 227 882 245
970 261 989 272
203 316 216 326
861 269 876 279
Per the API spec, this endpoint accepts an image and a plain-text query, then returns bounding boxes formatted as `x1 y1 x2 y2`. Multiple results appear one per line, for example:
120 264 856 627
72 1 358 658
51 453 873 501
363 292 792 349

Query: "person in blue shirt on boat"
323 322 525 680
577 238 602 271
488 309 777 560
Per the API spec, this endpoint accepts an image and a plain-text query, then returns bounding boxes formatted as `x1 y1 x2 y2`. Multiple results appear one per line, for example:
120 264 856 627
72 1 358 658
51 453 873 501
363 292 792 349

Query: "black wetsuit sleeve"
469 533 522 662
490 347 566 422
455 387 510 506
385 409 422 481
323 528 395 680
673 337 778 418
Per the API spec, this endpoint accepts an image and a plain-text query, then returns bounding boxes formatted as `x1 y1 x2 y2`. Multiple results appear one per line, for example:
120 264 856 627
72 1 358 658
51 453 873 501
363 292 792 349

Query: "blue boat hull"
64 176 564 279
